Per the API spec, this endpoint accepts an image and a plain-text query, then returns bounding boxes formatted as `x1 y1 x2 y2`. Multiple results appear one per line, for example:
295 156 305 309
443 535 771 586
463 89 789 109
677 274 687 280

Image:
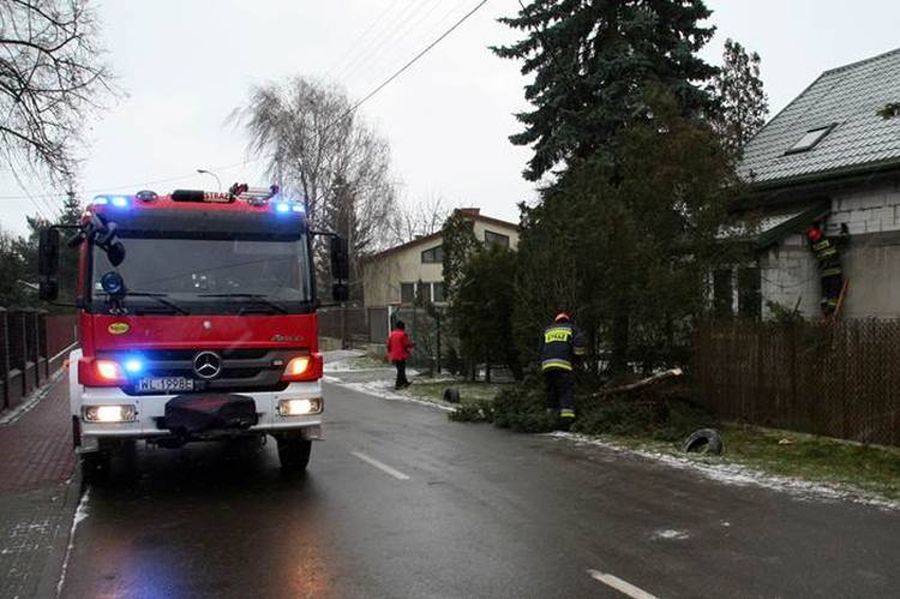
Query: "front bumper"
74 381 323 452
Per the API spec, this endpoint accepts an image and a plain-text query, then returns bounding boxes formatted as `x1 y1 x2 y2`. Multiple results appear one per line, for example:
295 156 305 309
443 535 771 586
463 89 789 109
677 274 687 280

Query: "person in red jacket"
386 320 415 389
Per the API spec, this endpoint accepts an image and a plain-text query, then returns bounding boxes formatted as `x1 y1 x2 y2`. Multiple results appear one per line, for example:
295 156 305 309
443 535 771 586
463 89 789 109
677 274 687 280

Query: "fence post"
29 311 41 387
38 311 48 380
435 313 442 376
0 308 8 410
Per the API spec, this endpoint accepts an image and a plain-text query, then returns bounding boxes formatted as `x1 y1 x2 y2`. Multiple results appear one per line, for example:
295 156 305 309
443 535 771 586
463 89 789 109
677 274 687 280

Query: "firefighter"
386 320 415 390
806 222 849 315
539 312 586 430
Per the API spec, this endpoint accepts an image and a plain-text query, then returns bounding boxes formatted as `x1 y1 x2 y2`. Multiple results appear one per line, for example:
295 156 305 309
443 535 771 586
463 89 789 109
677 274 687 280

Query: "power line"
342 0 491 121
0 0 491 204
336 0 446 87
326 0 413 82
0 157 257 201
3 156 50 219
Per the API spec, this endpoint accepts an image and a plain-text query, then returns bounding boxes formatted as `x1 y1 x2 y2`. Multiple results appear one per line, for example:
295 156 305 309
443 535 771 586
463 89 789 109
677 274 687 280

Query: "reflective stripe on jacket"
539 323 586 371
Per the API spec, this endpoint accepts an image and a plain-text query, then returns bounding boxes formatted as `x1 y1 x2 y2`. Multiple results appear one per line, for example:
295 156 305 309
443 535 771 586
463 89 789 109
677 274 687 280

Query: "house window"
484 230 510 249
421 245 443 264
785 124 834 154
738 267 762 319
432 282 445 303
713 269 734 317
400 282 415 304
416 282 430 303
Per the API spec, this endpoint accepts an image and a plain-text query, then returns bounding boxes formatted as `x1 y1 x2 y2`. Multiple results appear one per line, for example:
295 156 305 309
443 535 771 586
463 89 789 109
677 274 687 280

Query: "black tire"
443 387 461 404
682 428 724 455
277 437 312 473
81 451 112 484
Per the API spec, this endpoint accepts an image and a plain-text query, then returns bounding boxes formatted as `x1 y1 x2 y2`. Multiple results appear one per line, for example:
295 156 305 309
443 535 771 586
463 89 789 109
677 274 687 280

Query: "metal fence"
317 306 370 347
693 319 900 446
0 309 78 411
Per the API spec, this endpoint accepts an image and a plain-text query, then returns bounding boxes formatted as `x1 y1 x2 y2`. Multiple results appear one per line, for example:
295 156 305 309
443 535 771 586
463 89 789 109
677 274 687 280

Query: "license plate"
137 377 195 393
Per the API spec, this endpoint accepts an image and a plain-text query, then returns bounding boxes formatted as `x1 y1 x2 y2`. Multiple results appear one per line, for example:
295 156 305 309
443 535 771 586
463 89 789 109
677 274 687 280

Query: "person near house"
387 320 415 390
806 222 850 315
539 312 586 430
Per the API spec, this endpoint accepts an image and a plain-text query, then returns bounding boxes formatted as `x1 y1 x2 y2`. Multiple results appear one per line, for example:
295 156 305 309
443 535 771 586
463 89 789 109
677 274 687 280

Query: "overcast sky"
1 0 898 236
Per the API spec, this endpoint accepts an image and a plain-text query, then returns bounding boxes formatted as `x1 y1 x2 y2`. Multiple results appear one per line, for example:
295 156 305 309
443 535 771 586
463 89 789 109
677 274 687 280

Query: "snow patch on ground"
547 432 900 511
56 487 90 597
652 528 690 541
325 378 455 413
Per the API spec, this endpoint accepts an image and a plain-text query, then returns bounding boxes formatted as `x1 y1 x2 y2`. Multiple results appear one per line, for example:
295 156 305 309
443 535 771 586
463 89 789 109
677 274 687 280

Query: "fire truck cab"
37 186 348 478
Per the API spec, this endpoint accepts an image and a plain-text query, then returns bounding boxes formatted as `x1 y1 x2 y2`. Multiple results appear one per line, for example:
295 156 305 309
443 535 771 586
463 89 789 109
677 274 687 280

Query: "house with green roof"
726 47 900 319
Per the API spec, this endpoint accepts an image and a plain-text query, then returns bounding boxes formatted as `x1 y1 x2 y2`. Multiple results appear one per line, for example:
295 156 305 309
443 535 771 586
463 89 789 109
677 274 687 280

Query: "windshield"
90 235 312 313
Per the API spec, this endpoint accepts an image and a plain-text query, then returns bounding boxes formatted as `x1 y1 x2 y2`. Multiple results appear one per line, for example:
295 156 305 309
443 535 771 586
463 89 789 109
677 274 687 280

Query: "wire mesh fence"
693 319 900 446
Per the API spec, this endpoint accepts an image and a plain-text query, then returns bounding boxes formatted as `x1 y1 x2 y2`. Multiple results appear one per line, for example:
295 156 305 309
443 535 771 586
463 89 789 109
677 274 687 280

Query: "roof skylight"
785 124 835 154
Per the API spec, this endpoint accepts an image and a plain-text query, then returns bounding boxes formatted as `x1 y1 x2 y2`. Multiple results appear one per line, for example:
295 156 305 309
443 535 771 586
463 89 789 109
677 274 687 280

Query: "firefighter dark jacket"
539 322 587 371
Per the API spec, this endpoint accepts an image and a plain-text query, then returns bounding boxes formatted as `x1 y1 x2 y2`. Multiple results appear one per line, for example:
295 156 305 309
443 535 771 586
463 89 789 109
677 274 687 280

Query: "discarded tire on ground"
443 387 461 404
682 428 724 455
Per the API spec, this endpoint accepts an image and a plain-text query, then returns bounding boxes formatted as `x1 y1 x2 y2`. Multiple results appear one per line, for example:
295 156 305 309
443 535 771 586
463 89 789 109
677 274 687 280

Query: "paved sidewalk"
0 374 80 598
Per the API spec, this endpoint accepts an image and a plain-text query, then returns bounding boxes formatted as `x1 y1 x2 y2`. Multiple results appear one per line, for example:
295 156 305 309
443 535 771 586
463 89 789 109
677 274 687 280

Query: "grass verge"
448 381 900 502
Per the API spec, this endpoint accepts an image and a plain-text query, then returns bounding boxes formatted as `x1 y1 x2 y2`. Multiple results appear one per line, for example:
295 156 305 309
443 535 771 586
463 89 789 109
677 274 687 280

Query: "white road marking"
587 570 660 599
351 451 411 481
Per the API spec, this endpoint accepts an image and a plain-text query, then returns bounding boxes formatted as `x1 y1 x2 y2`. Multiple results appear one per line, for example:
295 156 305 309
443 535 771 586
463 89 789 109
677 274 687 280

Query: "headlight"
83 404 137 423
277 398 323 416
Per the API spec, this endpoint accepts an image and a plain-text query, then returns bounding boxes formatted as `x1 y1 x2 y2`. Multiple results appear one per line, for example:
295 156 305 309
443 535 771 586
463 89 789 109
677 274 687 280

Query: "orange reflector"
284 356 310 377
95 360 123 381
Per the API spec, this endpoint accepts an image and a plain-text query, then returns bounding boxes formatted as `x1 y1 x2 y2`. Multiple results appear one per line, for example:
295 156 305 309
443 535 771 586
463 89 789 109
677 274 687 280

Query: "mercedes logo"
193 351 222 379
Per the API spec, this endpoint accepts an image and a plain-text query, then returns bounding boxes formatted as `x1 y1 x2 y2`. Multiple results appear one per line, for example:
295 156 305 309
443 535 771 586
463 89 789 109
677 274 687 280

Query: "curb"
33 466 83 599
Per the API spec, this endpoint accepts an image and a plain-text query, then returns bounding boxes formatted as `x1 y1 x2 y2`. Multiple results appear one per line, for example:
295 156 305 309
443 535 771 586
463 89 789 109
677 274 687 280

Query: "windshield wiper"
197 293 289 314
124 291 190 315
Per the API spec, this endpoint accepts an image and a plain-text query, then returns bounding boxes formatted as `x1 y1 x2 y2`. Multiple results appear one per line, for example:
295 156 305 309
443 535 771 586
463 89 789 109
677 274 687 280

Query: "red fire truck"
37 185 348 478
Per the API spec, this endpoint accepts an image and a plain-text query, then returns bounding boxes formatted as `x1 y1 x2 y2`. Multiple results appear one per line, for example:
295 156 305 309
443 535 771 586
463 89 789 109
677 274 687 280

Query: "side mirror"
330 236 350 302
38 228 60 301
85 216 126 266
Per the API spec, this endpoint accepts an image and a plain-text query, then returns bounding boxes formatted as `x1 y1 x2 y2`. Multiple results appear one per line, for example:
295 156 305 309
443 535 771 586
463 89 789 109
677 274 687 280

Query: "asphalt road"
60 373 900 598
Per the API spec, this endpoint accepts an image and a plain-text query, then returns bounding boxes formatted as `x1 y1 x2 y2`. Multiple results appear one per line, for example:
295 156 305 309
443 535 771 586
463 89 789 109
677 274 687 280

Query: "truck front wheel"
276 437 311 473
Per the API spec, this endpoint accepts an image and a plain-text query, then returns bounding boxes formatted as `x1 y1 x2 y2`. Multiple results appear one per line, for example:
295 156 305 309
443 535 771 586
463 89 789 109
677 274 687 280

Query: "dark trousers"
544 369 574 414
821 274 844 313
393 360 409 389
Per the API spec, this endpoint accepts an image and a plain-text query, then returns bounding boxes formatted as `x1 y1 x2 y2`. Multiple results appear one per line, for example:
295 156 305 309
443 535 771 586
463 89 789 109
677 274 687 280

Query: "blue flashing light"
123 357 144 374
110 196 129 208
274 202 290 214
92 196 109 206
291 204 304 213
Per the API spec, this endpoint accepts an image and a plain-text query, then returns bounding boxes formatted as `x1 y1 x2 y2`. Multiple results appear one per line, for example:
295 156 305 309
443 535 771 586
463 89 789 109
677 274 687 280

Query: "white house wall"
362 219 520 308
762 180 900 318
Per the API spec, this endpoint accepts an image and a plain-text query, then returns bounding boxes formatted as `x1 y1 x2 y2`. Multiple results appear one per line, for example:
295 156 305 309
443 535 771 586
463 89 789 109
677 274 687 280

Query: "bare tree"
390 193 451 245
0 0 115 183
233 77 399 297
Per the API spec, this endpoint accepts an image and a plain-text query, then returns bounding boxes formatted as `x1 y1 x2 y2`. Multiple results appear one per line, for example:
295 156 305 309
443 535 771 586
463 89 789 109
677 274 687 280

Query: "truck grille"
100 348 306 395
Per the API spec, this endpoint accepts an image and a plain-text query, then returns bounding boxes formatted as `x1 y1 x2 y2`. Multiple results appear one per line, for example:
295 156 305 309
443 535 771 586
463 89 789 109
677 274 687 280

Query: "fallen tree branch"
589 368 684 398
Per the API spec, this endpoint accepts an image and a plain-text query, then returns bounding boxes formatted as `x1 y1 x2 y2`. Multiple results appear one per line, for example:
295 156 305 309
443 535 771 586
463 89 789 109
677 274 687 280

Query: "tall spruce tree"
493 0 718 181
712 38 768 156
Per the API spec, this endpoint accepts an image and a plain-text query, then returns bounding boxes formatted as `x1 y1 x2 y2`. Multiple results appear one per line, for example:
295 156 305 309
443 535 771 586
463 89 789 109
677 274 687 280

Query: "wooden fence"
693 319 900 446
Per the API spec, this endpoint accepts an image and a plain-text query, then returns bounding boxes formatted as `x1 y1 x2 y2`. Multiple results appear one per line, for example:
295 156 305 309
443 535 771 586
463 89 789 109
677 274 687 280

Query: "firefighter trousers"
544 368 574 417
